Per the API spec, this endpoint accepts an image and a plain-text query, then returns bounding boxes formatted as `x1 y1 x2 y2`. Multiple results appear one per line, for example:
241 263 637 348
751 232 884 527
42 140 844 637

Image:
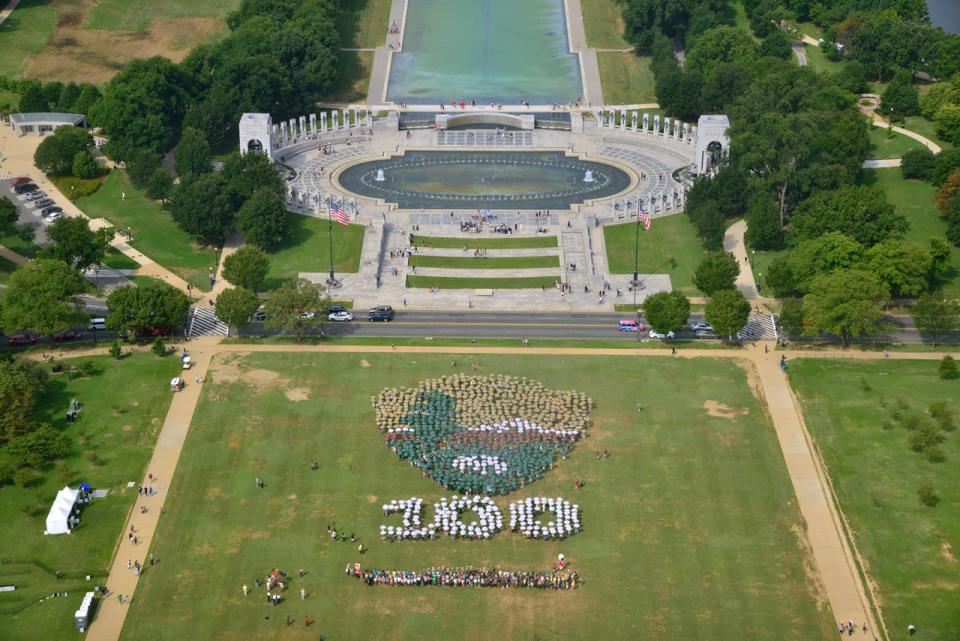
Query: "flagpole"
327 200 338 286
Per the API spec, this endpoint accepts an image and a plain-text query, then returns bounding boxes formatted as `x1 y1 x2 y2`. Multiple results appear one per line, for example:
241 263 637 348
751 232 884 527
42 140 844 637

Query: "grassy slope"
119 352 832 641
261 214 365 291
336 0 392 49
0 353 180 641
408 255 559 269
603 215 707 293
580 0 630 49
597 53 656 105
77 171 217 292
82 0 242 31
0 0 59 77
789 359 960 640
867 126 924 159
0 232 40 259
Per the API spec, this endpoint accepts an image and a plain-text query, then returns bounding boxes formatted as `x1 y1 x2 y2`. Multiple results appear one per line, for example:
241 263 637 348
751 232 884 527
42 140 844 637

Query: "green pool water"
387 0 583 105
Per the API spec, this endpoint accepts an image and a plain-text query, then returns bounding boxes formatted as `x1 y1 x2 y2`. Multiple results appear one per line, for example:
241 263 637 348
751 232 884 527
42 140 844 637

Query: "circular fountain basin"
336 150 633 210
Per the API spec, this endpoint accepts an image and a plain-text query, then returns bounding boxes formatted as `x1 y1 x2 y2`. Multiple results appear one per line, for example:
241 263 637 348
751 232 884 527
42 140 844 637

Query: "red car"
10 176 32 186
53 330 81 341
9 334 36 346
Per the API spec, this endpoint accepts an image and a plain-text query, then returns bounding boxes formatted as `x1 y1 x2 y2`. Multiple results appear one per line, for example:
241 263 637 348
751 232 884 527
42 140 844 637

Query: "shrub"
78 360 95 377
152 337 166 357
109 340 122 360
939 354 958 379
859 376 871 392
899 410 932 431
900 148 936 181
918 485 939 507
929 400 954 431
925 445 946 463
51 175 104 201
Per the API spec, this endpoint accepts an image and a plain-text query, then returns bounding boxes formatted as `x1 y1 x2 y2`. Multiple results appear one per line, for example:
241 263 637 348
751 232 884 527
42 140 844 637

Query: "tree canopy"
33 125 94 176
223 245 270 291
263 277 328 341
42 216 113 272
1 259 85 335
215 287 261 335
693 251 740 295
237 189 288 250
802 269 891 345
642 291 691 334
704 289 750 339
105 283 191 335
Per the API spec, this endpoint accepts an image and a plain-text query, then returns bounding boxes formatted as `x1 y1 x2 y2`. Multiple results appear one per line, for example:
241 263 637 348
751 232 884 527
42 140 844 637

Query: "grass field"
0 232 40 259
597 53 657 105
0 0 59 77
603 214 708 293
328 51 375 103
102 246 141 270
789 359 960 640
336 0 391 49
411 236 558 249
78 171 217 292
118 351 832 641
406 275 558 289
82 0 241 31
862 168 960 297
261 214 365 291
801 44 845 75
0 353 180 641
408 255 559 269
867 126 925 159
902 117 953 151
581 0 630 49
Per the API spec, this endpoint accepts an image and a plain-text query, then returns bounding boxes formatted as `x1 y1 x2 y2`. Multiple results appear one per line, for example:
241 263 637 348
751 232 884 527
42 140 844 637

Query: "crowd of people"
373 375 592 494
347 565 582 589
510 496 580 539
379 495 504 540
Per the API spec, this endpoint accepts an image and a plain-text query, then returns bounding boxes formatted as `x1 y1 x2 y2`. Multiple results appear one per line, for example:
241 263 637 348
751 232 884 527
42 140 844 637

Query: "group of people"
347 565 582 590
379 495 504 540
510 496 581 540
373 374 592 494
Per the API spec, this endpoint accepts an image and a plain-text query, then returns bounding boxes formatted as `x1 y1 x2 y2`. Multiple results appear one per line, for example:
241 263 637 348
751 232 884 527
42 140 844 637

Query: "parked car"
368 309 394 322
369 305 394 315
250 310 269 321
695 330 719 339
648 329 675 339
690 321 713 332
41 205 62 216
25 190 46 200
88 317 107 330
14 182 38 194
8 334 36 346
326 304 347 315
34 197 54 208
617 320 642 332
44 211 62 222
10 176 32 186
299 310 316 319
53 330 81 341
327 310 354 322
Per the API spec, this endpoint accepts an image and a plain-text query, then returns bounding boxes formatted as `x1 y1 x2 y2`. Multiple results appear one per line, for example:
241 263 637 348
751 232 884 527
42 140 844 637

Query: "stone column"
272 124 281 145
664 117 672 137
682 122 689 143
320 112 327 133
309 113 317 135
287 119 296 141
341 110 347 130
653 115 660 135
631 112 638 132
619 108 626 131
299 116 307 139
642 113 649 133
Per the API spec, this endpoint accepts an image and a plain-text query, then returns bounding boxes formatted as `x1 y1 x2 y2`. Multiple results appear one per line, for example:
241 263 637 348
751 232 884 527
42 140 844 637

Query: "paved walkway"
0 0 22 27
863 158 902 168
0 244 28 265
59 337 923 640
723 219 759 300
792 41 807 66
211 231 244 297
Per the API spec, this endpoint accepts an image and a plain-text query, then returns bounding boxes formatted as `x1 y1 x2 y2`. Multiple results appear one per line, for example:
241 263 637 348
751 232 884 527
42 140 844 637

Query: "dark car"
326 304 347 315
368 309 394 322
369 305 394 315
53 330 81 341
9 334 36 346
15 182 38 194
250 310 269 321
42 206 64 218
35 198 55 209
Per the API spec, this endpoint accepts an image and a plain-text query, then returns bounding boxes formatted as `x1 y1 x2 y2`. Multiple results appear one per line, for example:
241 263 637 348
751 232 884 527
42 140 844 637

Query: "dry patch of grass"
703 400 748 419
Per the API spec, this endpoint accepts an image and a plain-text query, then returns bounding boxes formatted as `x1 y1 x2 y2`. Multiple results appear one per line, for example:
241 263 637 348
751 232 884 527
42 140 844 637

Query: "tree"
919 78 960 119
215 286 260 336
693 251 740 295
932 149 960 187
642 291 690 335
222 245 270 291
57 82 80 111
18 83 47 112
105 283 191 336
221 151 284 206
1 259 84 335
72 151 100 179
0 196 18 237
911 294 960 347
934 103 960 145
835 60 869 94
789 185 906 246
880 70 920 117
929 237 951 285
126 148 163 189
263 278 328 342
863 239 931 298
940 354 959 380
168 173 235 245
686 27 758 78
0 360 48 444
779 298 804 338
152 337 166 356
803 269 890 346
145 168 174 201
109 340 122 359
900 147 936 180
33 126 94 176
72 83 102 115
744 198 784 250
173 127 212 185
788 232 865 295
237 189 287 249
705 289 751 340
759 29 792 60
42 216 113 271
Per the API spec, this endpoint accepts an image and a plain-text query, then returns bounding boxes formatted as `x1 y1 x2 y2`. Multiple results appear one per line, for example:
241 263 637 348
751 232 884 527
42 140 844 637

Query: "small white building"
10 112 86 136
44 486 78 535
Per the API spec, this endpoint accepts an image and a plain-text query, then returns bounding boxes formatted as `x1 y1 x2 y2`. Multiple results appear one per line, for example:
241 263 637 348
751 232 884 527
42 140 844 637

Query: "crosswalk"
188 306 229 337
739 313 779 342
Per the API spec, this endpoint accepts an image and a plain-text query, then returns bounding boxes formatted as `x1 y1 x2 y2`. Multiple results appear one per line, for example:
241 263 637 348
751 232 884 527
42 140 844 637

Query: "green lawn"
406 275 559 289
77 171 217 292
603 214 708 293
0 353 181 641
0 232 40 259
867 126 924 159
597 53 657 105
581 0 630 49
0 88 20 112
801 43 845 74
733 1 760 42
261 213 365 291
902 116 953 151
102 246 141 270
408 255 559 269
862 168 960 297
118 351 833 641
82 0 241 31
328 50 374 103
126 275 170 289
789 359 960 640
0 0 59 77
0 254 19 284
411 235 557 249
336 0 391 49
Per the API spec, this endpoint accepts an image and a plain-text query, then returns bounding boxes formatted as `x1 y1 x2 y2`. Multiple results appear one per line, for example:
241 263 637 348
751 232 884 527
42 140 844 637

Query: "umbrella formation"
510 496 580 539
373 375 592 494
380 495 504 540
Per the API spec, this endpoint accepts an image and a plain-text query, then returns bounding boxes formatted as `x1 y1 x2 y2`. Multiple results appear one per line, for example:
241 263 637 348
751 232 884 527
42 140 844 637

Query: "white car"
648 329 675 339
44 211 62 221
690 321 712 332
327 311 354 322
299 311 316 319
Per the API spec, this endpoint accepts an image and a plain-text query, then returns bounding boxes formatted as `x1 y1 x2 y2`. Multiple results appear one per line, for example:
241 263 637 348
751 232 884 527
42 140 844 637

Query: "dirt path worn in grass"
74 338 932 640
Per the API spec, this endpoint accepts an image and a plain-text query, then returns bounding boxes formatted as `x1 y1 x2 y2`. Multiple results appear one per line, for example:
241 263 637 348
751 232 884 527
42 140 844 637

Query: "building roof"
11 112 85 125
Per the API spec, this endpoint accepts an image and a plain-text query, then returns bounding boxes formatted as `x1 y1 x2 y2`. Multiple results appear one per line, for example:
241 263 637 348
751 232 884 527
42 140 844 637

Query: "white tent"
45 486 78 535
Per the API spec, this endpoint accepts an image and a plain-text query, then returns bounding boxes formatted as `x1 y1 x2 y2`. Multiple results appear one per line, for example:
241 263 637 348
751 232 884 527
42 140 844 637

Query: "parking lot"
3 175 57 246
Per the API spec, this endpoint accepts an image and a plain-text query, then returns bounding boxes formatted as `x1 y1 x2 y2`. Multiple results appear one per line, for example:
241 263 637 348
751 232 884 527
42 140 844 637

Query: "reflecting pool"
386 0 583 104
337 151 633 210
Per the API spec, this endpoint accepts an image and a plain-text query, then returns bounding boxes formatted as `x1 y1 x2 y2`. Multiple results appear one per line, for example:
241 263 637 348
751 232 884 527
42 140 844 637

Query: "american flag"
638 208 651 231
330 201 350 226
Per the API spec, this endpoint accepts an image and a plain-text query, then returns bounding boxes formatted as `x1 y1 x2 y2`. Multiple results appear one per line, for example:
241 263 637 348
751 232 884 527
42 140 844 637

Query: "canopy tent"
45 486 78 535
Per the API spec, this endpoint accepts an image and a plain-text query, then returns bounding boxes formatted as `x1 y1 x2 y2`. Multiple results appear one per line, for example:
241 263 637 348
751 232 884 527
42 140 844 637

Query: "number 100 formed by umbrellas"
373 374 592 495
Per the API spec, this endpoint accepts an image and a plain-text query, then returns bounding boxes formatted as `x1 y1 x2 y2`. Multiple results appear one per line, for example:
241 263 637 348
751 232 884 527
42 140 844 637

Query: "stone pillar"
299 116 307 139
642 113 649 133
272 124 280 145
682 122 689 143
631 111 638 132
320 112 327 133
287 119 296 141
309 113 317 135
341 110 347 129
664 117 672 137
653 115 660 135
619 108 626 131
